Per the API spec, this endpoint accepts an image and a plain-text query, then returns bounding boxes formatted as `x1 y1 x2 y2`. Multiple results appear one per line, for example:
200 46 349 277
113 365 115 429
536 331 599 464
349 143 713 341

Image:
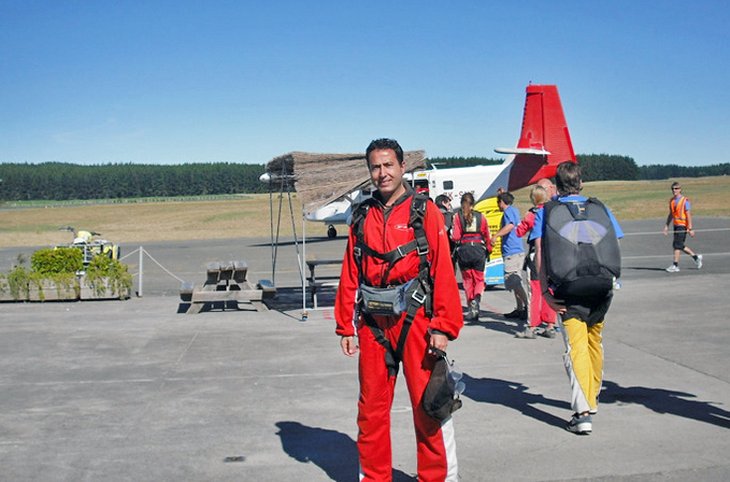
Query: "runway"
0 217 729 480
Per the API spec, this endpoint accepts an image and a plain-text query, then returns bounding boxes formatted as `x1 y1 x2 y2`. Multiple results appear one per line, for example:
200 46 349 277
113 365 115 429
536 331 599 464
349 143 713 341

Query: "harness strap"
353 192 433 375
355 238 420 265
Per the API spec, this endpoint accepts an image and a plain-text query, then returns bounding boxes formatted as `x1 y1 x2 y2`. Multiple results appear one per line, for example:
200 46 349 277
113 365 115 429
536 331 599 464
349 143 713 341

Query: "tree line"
429 155 730 182
1 156 728 201
0 162 269 201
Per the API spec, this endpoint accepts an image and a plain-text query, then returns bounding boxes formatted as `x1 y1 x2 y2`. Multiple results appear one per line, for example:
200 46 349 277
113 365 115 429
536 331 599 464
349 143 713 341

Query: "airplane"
266 84 576 238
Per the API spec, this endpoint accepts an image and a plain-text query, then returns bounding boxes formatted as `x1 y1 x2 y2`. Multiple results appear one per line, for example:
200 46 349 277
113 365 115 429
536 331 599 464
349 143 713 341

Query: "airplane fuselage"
304 158 519 229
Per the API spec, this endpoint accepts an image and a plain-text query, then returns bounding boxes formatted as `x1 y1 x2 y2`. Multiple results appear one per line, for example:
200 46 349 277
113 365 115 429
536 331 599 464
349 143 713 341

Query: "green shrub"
7 265 30 300
27 271 79 301
31 247 83 275
84 255 132 298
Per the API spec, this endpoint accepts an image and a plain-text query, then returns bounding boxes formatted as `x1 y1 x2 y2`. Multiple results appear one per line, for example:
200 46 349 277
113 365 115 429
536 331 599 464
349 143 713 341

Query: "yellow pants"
558 316 604 414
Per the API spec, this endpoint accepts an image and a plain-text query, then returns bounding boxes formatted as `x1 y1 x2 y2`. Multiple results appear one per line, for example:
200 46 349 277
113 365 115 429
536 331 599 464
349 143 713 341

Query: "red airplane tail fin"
505 84 576 190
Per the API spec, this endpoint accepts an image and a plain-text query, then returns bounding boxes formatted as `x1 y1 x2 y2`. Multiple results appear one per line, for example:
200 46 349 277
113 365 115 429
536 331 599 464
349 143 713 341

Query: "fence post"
138 246 144 297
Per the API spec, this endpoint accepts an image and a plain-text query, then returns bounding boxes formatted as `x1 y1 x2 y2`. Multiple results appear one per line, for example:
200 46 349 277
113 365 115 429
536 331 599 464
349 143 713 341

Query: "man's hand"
663 225 669 236
340 336 359 357
429 333 449 354
543 292 567 314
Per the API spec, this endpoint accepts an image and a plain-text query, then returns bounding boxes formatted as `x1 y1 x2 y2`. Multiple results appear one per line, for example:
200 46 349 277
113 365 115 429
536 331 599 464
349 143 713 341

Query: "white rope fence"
622 227 730 236
120 246 185 297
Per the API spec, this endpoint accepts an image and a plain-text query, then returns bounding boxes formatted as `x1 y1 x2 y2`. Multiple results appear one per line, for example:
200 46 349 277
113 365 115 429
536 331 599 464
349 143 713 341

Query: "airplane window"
443 180 454 190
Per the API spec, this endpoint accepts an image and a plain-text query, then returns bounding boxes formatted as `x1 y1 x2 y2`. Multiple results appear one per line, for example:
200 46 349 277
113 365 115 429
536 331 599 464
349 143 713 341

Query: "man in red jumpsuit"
335 138 464 481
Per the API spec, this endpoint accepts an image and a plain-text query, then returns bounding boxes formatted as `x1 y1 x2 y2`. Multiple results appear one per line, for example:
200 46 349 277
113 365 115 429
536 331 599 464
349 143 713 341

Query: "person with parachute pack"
514 183 557 339
335 138 463 481
434 194 457 267
532 162 623 435
451 192 492 321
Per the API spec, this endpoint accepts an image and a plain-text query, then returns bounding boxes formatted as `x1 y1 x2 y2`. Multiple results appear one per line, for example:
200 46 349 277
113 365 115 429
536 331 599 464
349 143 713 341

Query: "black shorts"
564 292 614 326
673 226 687 250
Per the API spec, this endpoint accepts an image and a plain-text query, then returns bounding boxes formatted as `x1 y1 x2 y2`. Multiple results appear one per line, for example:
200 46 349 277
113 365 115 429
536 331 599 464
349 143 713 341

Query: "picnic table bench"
306 258 341 309
179 261 275 314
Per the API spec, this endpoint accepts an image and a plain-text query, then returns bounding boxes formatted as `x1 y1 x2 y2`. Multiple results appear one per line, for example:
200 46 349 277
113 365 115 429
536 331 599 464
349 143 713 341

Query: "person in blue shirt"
494 191 528 320
532 162 623 436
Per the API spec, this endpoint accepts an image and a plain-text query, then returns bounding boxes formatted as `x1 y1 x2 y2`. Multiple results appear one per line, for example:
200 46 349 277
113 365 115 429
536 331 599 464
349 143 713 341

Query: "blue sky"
2 0 729 166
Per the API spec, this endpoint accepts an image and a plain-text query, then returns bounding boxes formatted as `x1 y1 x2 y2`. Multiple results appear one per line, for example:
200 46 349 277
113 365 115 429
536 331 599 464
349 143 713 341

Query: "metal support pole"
301 210 307 321
138 246 144 297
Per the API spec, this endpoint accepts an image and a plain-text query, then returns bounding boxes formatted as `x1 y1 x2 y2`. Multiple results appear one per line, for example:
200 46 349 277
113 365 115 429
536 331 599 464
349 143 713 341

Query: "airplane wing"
265 150 426 214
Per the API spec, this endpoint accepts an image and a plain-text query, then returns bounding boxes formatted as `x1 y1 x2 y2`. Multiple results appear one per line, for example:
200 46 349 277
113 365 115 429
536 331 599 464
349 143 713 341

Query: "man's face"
672 185 682 195
497 199 506 211
368 149 405 199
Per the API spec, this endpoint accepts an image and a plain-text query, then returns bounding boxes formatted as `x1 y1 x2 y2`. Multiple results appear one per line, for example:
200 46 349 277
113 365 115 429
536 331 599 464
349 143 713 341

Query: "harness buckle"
411 289 427 305
396 245 407 259
353 246 362 258
417 243 429 256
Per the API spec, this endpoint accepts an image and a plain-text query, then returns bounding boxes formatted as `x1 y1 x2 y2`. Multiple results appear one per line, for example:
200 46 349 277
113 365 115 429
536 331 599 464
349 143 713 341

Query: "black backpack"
542 198 621 299
455 211 488 270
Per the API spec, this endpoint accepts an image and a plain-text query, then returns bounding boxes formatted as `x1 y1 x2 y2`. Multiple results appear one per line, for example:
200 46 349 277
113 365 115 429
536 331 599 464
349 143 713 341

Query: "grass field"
1 176 728 248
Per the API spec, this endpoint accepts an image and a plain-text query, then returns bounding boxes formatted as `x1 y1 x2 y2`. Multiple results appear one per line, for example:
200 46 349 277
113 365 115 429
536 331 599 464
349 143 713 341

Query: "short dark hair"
555 161 582 195
497 191 514 205
366 138 404 166
434 194 450 207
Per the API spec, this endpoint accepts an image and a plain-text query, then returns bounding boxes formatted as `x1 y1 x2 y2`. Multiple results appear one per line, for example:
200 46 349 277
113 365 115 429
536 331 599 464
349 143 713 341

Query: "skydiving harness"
351 193 433 377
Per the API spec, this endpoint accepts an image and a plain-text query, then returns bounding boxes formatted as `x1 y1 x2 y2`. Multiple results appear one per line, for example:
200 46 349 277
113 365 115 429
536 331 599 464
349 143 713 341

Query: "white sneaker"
696 254 703 269
666 265 680 273
566 414 592 435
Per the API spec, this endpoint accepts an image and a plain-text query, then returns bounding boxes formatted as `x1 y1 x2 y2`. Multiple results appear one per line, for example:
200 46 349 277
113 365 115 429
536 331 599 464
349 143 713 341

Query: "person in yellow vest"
662 182 702 272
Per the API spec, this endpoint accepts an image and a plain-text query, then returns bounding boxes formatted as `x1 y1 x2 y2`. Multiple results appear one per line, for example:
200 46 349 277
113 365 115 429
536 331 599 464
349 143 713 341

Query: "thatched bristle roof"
265 150 426 214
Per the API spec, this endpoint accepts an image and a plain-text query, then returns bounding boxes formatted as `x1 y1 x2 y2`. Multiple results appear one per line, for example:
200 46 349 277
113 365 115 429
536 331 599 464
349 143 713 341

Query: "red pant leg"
529 278 556 327
357 323 397 481
529 278 543 328
401 315 459 481
541 296 557 324
461 268 484 302
471 268 485 299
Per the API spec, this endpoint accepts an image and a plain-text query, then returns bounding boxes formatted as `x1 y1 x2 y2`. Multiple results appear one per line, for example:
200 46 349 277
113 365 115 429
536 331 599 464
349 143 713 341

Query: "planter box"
0 290 26 302
28 280 78 301
79 276 131 300
0 281 29 302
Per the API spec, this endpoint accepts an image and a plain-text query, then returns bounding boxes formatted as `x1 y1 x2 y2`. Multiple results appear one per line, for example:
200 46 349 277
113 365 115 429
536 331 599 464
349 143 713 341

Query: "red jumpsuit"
335 191 463 482
515 206 556 328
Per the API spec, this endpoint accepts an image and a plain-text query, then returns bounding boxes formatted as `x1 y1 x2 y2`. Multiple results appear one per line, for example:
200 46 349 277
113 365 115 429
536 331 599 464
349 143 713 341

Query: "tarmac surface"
1 217 729 481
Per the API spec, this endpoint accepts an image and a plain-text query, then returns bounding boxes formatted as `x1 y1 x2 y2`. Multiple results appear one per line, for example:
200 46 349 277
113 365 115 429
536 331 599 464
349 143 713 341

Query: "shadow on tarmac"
623 266 672 272
463 318 519 335
462 315 520 335
601 380 730 429
276 421 416 481
249 237 336 248
461 374 571 429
